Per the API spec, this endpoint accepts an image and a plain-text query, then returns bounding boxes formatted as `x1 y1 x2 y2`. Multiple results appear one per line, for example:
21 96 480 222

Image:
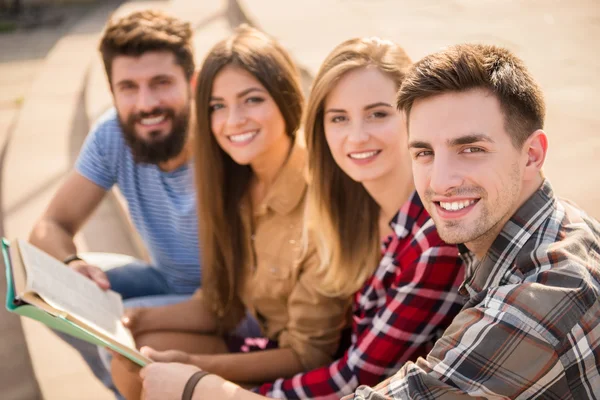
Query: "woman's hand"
122 307 154 337
139 362 201 400
141 346 192 364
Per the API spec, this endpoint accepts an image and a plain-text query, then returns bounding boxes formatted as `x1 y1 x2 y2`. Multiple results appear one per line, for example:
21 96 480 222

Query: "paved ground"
0 0 598 399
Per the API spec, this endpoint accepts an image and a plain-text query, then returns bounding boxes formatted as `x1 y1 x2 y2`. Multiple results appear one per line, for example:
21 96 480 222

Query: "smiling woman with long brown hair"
109 25 351 400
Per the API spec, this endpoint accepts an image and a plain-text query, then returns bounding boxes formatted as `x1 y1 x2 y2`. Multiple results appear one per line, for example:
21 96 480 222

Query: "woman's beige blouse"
238 145 351 370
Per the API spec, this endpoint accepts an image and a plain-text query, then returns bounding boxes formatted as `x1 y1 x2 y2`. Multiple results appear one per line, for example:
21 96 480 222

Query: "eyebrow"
408 133 495 150
210 87 266 101
115 79 136 88
447 133 495 147
408 140 432 150
324 101 393 114
149 74 174 82
115 74 173 86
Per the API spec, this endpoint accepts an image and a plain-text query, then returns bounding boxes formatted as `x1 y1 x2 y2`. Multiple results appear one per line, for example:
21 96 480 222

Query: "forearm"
140 296 218 333
193 374 266 400
29 218 77 261
192 347 304 383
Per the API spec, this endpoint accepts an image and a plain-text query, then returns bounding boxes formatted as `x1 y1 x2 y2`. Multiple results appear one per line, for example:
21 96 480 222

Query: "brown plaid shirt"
347 181 600 399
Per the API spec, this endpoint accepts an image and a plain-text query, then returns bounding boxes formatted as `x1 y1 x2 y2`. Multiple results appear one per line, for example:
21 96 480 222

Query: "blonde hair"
305 37 412 297
194 25 304 331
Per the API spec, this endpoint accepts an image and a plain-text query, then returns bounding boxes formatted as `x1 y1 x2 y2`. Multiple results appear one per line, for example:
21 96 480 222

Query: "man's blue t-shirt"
75 108 200 295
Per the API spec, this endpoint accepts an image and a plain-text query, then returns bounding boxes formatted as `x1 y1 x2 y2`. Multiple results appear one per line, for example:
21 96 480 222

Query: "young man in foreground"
349 43 600 399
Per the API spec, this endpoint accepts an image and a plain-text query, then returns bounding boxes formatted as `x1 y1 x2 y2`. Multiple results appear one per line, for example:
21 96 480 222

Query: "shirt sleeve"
75 113 119 190
258 244 465 399
345 303 561 399
276 244 352 372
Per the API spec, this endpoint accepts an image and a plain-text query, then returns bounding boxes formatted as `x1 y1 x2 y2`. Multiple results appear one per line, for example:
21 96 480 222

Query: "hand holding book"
2 238 151 366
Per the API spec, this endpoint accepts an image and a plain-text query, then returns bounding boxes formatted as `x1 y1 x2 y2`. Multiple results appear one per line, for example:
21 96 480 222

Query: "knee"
111 356 142 400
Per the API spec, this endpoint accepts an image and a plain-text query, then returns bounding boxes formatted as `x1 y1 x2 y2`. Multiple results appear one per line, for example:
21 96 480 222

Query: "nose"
429 153 464 196
226 105 247 128
347 121 369 144
136 86 160 113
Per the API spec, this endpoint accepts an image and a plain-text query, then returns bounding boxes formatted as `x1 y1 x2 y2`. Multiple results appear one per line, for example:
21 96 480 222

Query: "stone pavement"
0 0 598 399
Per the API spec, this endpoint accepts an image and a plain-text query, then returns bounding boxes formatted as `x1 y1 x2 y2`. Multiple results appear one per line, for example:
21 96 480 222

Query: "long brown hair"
194 25 304 330
305 37 412 297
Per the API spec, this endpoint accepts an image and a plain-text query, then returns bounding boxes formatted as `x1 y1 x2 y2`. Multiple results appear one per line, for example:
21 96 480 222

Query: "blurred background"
1 0 598 398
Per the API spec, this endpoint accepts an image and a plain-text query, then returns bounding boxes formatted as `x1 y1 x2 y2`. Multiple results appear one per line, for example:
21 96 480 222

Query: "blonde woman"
135 37 465 400
110 26 350 399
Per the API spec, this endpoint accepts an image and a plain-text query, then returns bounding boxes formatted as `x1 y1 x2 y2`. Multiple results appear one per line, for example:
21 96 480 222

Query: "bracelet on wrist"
63 254 83 265
182 371 211 400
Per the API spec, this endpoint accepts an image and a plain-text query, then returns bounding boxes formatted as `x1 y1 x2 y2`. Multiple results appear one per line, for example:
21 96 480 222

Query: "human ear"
523 129 548 181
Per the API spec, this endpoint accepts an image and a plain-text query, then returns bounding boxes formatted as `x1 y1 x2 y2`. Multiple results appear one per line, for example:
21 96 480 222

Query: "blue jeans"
56 259 194 400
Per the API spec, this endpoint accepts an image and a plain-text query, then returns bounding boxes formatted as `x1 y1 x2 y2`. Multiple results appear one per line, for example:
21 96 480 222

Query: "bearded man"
29 10 205 399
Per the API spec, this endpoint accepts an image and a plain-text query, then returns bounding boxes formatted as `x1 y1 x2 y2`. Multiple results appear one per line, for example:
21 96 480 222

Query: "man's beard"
120 106 190 165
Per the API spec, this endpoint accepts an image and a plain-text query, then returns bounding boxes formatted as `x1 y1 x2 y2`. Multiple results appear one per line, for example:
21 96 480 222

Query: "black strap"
63 254 83 265
182 371 211 400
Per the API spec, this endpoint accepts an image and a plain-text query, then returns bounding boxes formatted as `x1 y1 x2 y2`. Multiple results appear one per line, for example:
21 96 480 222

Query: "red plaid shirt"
256 192 465 399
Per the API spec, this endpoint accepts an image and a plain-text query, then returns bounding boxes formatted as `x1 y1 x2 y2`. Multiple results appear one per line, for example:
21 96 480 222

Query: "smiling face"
323 67 406 184
111 51 191 164
209 64 289 166
409 89 529 253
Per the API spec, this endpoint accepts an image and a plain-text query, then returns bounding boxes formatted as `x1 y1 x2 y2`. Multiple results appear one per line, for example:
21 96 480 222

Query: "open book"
2 238 151 366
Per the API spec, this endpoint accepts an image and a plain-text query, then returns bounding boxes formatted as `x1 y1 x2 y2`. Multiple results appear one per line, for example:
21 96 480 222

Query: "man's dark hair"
99 9 195 84
397 44 546 147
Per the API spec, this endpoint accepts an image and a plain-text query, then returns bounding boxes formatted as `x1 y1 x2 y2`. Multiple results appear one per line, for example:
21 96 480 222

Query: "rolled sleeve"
75 110 120 190
278 246 352 370
348 305 561 399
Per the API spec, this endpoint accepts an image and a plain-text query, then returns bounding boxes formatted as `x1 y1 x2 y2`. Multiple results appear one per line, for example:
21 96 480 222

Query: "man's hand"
68 259 110 290
139 362 201 400
141 346 191 364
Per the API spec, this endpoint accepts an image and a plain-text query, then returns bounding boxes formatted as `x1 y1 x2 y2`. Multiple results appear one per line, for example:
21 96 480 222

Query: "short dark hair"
397 44 545 147
99 9 195 84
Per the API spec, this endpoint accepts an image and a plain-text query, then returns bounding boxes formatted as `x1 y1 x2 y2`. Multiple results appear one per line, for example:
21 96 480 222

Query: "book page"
18 240 135 348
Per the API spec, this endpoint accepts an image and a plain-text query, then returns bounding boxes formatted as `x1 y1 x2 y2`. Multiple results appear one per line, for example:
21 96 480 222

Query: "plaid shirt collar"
459 180 556 297
389 190 426 240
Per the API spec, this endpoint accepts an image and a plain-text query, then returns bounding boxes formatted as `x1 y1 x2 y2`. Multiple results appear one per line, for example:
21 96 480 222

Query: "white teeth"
229 130 258 143
348 150 379 159
439 200 476 211
140 115 166 125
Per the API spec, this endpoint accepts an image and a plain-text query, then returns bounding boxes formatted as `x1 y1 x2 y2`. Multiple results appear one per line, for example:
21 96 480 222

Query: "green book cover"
2 238 149 367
